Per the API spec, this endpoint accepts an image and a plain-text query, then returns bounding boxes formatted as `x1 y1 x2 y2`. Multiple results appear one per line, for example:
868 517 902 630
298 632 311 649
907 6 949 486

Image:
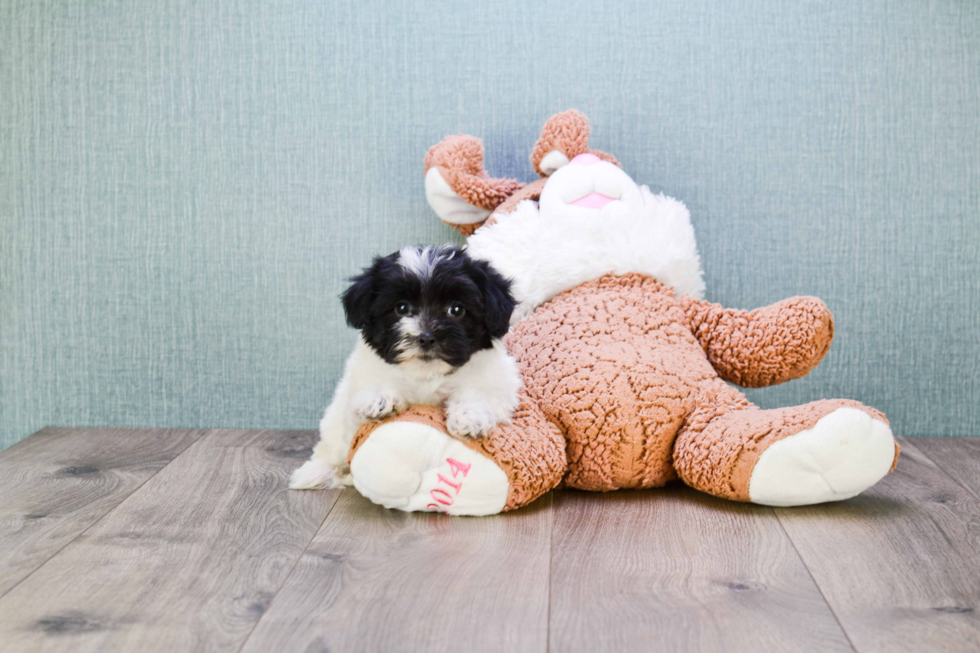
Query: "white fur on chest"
345 338 481 404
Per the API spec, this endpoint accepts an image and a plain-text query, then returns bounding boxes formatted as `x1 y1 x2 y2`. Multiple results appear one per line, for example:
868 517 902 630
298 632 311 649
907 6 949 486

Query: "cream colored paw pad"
749 407 896 507
349 421 509 516
424 167 491 226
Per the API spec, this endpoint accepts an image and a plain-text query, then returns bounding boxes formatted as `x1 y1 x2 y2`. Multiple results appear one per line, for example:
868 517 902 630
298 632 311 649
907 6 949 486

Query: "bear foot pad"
349 420 510 516
748 407 896 506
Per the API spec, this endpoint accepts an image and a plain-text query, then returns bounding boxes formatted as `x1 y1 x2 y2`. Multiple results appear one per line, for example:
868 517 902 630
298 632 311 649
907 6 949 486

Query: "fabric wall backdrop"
1 0 978 449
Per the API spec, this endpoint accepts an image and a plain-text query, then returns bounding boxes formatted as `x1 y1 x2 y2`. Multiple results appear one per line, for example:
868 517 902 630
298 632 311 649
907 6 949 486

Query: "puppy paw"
446 405 501 440
289 459 352 490
353 391 406 421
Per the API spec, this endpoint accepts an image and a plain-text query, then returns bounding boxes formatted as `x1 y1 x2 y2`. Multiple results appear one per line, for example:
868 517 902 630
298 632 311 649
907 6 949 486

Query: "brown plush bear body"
511 275 710 491
508 273 880 501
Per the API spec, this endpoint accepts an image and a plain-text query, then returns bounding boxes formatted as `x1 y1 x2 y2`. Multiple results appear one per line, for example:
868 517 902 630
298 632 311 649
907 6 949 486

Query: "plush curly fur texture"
508 273 887 499
425 110 619 234
530 109 619 175
424 136 523 213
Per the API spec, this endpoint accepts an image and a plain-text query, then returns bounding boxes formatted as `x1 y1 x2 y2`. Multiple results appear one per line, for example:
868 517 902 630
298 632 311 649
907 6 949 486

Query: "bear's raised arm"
680 295 835 388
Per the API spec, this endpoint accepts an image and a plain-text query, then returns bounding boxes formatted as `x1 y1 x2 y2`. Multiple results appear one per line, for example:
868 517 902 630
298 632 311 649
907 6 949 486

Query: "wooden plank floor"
0 430 978 653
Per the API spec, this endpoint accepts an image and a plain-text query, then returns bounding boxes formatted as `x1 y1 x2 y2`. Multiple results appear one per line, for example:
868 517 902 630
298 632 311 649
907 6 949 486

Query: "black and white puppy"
290 244 521 490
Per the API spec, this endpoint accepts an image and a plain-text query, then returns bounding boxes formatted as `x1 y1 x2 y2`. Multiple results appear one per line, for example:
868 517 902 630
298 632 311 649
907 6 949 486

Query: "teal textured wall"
2 0 978 449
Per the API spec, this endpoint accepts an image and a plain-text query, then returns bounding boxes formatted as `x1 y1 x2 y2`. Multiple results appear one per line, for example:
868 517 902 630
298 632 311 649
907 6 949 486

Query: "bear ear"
471 260 517 339
340 257 386 330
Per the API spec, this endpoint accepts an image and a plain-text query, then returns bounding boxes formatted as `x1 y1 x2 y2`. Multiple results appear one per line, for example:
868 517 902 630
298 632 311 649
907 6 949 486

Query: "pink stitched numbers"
447 457 471 478
436 473 462 493
427 457 472 512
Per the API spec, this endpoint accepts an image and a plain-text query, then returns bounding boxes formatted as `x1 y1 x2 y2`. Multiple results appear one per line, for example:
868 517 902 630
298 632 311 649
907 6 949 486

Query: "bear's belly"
505 274 719 491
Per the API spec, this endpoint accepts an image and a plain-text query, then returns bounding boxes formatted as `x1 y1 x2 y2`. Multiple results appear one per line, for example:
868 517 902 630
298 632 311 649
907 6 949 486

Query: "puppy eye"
395 302 412 316
447 304 465 318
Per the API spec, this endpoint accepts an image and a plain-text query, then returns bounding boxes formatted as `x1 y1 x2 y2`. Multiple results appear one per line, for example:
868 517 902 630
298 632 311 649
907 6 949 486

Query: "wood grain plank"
240 490 553 653
776 436 980 652
0 426 205 597
913 437 980 501
0 429 339 653
549 487 853 653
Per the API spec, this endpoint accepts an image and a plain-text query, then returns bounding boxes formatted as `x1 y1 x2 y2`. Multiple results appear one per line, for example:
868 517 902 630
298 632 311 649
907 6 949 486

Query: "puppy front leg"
445 344 522 440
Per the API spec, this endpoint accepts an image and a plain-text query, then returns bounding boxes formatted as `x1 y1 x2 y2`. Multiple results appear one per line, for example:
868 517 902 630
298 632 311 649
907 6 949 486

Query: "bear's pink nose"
570 153 601 166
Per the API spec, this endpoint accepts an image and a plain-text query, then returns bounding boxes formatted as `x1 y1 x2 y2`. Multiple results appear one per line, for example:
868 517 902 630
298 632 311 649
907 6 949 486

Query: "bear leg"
673 380 898 506
424 135 524 234
529 109 620 176
347 390 566 515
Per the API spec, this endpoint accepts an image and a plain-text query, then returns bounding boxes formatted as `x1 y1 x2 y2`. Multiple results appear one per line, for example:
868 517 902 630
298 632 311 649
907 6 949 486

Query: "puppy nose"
418 333 436 348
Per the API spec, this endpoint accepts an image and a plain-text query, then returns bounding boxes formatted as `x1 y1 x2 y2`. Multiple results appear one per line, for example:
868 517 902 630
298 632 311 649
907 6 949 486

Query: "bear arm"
680 295 835 388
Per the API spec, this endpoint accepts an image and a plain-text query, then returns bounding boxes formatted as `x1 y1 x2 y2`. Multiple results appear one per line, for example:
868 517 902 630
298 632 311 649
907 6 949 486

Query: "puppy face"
341 245 516 370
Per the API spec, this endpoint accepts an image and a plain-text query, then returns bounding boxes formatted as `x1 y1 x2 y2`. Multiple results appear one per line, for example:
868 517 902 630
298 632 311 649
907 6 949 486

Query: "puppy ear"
473 260 516 339
340 258 383 330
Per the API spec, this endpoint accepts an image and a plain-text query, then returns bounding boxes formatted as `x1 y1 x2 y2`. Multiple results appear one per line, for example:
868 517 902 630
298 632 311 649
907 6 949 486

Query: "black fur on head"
340 245 516 368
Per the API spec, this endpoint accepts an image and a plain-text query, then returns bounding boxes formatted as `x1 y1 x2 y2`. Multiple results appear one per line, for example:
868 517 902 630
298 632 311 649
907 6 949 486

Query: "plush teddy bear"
342 110 899 516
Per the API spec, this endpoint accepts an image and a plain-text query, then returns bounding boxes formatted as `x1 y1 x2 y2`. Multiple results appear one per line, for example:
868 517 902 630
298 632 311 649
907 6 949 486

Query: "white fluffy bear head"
466 154 705 323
